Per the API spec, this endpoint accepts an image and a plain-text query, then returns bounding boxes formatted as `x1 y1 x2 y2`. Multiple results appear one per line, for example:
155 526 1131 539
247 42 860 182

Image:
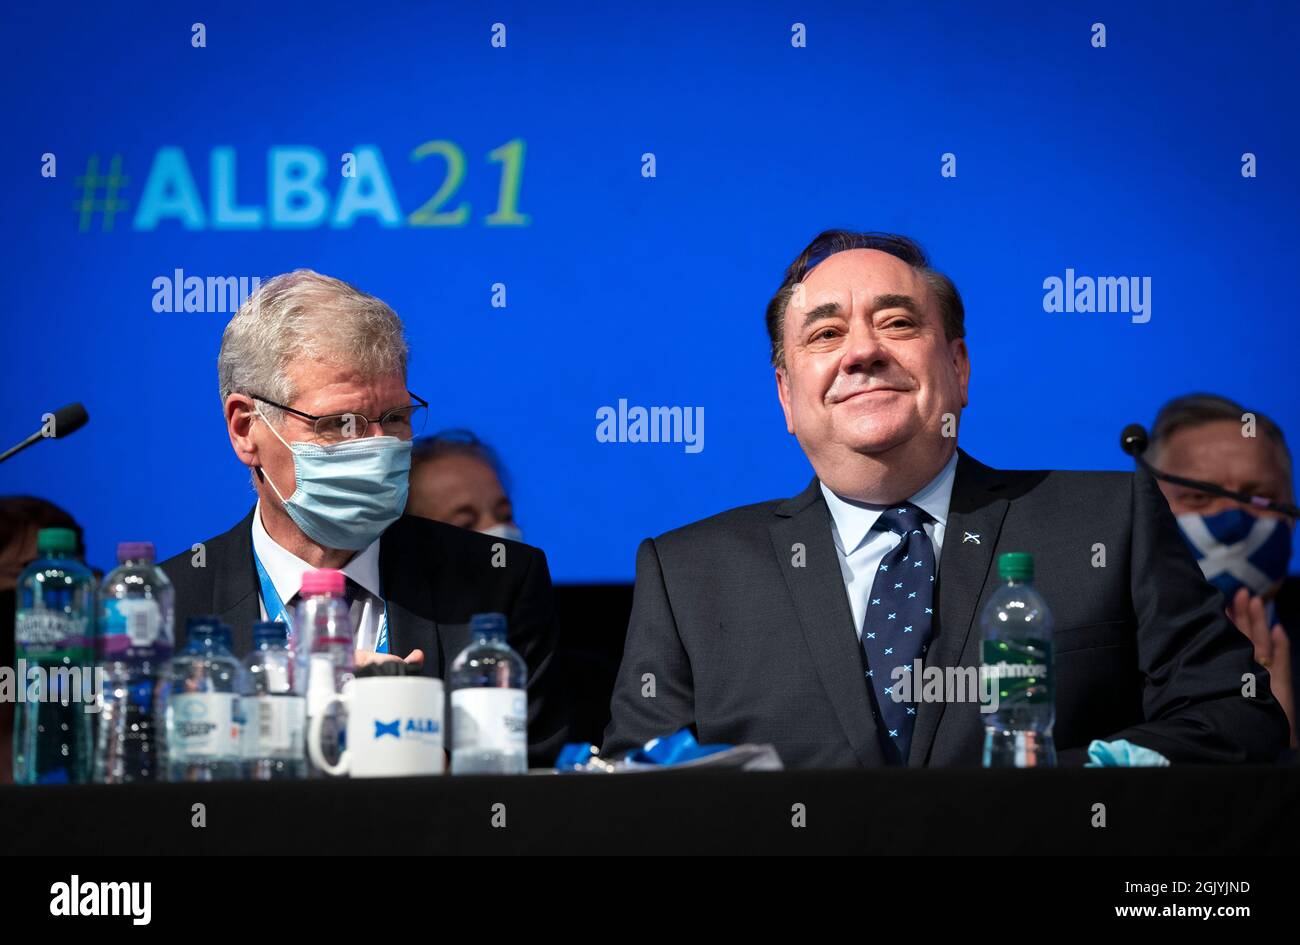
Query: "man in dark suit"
161 269 568 766
602 231 1288 767
1140 392 1296 749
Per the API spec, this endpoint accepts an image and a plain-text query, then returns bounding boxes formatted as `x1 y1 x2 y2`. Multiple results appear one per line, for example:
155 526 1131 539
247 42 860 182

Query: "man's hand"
354 648 425 670
1228 587 1296 748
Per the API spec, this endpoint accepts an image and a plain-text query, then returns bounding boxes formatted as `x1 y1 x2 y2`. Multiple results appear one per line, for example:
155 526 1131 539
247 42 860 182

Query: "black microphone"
0 403 90 464
1120 422 1299 518
1119 423 1148 457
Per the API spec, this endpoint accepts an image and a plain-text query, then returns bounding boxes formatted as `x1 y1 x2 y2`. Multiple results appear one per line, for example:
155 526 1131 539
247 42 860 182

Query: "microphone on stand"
1119 422 1299 518
0 403 89 464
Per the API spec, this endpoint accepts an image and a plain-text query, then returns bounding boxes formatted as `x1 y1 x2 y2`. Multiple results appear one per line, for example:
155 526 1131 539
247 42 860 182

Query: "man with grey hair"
160 269 570 766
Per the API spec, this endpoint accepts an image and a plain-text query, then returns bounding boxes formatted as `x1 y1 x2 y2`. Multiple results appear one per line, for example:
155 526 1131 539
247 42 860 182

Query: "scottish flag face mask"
257 407 412 550
1176 507 1292 599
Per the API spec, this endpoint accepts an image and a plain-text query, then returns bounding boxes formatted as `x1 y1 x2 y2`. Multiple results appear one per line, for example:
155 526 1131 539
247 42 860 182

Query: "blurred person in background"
0 497 88 783
404 430 635 748
406 429 522 541
1145 393 1297 748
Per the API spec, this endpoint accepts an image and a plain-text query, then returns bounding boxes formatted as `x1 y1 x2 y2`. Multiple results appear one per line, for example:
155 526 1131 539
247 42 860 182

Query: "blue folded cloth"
1084 738 1170 767
557 730 733 770
554 742 601 770
629 729 732 765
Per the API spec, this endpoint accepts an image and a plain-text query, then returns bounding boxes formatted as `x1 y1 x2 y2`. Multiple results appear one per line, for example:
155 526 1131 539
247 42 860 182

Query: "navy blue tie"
860 502 935 765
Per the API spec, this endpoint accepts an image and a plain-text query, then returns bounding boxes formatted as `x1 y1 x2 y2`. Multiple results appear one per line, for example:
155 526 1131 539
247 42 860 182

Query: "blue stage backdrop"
3 2 1298 580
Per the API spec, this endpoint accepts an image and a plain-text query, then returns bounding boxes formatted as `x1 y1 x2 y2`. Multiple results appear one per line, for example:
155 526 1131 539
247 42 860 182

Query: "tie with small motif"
860 502 935 765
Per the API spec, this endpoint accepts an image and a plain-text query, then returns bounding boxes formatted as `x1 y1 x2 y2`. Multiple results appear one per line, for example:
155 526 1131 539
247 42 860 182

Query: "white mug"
308 676 445 778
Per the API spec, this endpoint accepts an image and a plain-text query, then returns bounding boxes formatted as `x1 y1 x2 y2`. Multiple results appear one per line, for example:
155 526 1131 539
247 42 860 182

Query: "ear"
775 365 795 435
950 337 971 408
226 394 261 468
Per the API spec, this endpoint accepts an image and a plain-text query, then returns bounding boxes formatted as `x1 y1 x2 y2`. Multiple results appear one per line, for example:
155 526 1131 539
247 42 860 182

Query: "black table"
3 765 1297 855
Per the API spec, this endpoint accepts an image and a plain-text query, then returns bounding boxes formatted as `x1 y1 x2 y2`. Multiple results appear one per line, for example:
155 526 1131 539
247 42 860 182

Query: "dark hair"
1148 393 1293 497
410 429 511 493
0 496 85 556
764 230 965 368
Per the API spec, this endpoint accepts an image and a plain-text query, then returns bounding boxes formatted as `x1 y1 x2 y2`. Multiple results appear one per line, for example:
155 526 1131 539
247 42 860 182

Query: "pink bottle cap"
300 568 345 597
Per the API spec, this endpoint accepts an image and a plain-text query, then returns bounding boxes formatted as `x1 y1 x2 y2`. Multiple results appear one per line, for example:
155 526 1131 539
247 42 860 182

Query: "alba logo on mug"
310 676 445 777
373 718 441 741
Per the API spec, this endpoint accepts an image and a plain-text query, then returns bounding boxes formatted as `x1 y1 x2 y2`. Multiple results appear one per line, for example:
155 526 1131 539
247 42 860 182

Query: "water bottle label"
249 695 306 754
233 701 247 757
240 699 257 759
306 655 338 716
101 598 166 657
451 688 527 753
263 661 291 693
15 612 90 656
981 639 1053 706
167 693 240 760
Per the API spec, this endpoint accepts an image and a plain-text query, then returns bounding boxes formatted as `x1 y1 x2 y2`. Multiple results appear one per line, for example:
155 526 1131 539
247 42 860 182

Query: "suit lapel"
214 511 440 666
770 478 885 768
213 506 261 657
379 520 439 672
908 450 1009 766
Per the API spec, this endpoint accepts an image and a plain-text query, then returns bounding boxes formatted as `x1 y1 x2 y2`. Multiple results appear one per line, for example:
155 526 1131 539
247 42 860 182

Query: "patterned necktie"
860 502 936 765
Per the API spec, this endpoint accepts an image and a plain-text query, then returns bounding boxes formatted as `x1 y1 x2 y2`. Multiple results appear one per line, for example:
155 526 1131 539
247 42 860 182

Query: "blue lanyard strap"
253 551 294 628
252 550 389 654
375 598 390 654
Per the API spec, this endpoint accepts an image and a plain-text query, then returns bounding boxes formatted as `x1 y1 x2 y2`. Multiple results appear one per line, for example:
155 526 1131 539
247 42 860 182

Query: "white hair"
217 269 409 422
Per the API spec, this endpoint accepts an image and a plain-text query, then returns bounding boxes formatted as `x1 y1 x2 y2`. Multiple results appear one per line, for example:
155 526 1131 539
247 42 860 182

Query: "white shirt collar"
819 450 959 555
250 500 383 604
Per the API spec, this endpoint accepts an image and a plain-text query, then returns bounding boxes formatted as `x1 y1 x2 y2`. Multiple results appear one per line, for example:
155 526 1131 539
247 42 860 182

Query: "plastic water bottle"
449 613 528 774
94 541 174 783
980 552 1056 767
13 527 96 785
159 616 244 781
242 620 306 779
295 569 354 774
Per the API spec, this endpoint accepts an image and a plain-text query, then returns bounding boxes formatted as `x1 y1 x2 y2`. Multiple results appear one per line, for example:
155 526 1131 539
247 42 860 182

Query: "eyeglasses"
252 392 428 443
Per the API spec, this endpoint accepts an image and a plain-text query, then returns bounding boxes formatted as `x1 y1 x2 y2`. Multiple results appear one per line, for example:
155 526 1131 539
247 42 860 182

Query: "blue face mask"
1175 507 1293 599
480 522 523 543
258 408 412 551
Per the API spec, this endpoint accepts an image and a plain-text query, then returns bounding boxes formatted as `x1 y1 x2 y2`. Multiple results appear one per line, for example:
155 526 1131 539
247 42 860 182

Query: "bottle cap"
186 615 231 649
253 621 289 645
470 612 507 638
301 569 345 597
998 552 1034 581
116 541 156 564
186 615 222 634
36 527 77 554
211 625 234 652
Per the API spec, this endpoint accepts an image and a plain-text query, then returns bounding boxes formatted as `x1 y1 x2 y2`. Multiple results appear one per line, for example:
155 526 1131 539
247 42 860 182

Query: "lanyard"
253 550 389 654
